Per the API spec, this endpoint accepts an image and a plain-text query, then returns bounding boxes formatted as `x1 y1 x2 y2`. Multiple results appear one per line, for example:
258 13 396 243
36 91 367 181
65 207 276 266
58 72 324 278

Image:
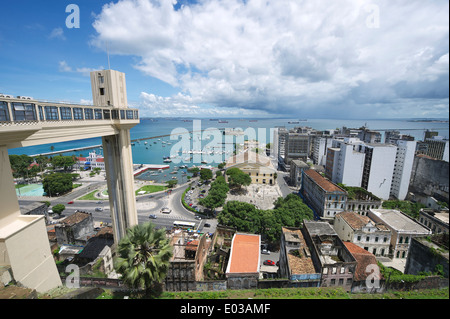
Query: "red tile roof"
227 234 260 274
343 242 383 281
304 169 346 193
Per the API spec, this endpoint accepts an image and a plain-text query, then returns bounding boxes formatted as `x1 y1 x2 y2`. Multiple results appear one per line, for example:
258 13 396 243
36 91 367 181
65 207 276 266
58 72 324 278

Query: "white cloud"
138 91 271 117
91 0 449 118
49 27 66 40
58 61 104 76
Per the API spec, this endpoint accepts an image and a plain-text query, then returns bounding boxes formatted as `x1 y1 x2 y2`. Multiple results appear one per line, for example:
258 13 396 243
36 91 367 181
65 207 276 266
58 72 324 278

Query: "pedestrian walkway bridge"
0 96 139 149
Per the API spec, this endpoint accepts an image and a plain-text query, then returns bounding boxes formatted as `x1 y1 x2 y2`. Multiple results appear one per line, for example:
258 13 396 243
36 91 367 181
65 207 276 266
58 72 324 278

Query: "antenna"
106 41 111 70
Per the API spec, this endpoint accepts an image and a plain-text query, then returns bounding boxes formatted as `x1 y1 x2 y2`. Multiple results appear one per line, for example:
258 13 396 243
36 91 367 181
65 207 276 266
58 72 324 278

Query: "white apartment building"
325 138 365 188
325 138 397 200
360 143 397 200
390 140 417 200
312 136 333 166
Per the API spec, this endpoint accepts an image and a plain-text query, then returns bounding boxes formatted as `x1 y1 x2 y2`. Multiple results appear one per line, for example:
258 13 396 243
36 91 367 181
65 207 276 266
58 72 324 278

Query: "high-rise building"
390 140 417 200
325 138 397 200
417 136 449 162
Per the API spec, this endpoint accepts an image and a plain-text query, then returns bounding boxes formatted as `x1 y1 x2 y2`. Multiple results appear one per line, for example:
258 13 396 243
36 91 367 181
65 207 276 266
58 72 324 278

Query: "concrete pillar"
0 145 20 222
0 145 62 292
102 128 138 245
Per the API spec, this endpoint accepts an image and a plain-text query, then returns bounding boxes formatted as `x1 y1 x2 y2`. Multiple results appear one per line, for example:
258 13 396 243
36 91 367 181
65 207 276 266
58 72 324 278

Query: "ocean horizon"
8 117 449 184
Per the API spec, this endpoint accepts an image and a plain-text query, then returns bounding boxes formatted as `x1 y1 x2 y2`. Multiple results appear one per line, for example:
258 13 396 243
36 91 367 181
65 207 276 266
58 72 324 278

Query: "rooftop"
282 227 317 275
370 209 431 234
61 211 92 226
343 241 383 282
304 220 338 237
225 150 274 169
337 211 389 231
304 169 346 193
226 233 260 274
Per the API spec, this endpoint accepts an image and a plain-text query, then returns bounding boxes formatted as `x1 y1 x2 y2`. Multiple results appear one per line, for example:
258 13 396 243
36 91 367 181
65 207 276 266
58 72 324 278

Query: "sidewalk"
226 184 283 210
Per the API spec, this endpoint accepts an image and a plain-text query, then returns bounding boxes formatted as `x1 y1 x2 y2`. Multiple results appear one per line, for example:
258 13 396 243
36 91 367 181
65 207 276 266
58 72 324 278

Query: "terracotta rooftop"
226 233 260 274
338 211 389 231
282 228 317 275
304 169 346 193
225 150 273 168
343 242 383 282
61 211 91 226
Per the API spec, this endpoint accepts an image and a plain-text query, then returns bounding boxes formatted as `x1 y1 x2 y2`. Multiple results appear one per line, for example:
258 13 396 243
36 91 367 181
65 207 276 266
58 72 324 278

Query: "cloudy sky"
0 0 448 119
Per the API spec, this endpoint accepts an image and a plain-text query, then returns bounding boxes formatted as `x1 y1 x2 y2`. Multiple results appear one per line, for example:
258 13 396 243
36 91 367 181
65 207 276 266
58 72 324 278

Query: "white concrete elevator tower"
0 69 139 292
90 70 138 243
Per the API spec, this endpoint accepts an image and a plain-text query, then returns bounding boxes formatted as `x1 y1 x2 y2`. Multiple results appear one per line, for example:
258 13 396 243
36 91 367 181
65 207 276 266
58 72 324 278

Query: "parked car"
263 260 275 266
204 223 211 228
161 207 171 214
262 249 270 255
195 215 202 220
149 214 157 219
67 201 74 204
95 207 103 212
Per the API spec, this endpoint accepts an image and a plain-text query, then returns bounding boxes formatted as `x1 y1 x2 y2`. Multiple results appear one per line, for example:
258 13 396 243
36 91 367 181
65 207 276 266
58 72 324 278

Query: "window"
373 248 377 255
366 236 370 242
98 75 104 84
99 88 105 95
84 108 94 120
381 248 385 256
120 110 125 119
111 110 119 119
94 109 103 120
375 236 379 242
126 110 134 119
357 235 361 241
134 110 139 119
12 103 37 121
384 237 388 243
0 101 10 121
38 105 44 121
338 278 344 285
73 108 83 120
103 110 111 119
60 107 72 120
405 237 409 244
340 267 345 274
45 106 59 120
399 236 403 244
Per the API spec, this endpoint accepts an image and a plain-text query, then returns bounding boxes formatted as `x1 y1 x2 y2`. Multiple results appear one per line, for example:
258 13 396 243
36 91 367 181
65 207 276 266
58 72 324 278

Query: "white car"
161 207 171 214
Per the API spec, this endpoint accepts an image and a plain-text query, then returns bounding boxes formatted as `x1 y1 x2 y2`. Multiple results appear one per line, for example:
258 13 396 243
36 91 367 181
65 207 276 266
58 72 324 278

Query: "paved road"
19 180 209 231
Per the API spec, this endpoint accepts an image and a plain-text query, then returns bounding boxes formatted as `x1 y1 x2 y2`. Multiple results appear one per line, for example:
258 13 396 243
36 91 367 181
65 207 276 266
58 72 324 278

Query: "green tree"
42 173 73 196
51 155 75 172
188 167 200 177
199 176 229 210
226 168 251 191
114 222 173 292
166 179 178 188
9 154 33 182
200 169 213 181
52 204 66 217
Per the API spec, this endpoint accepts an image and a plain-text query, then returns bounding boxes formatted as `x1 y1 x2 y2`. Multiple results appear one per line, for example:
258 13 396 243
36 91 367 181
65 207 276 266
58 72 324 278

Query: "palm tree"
114 222 173 293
